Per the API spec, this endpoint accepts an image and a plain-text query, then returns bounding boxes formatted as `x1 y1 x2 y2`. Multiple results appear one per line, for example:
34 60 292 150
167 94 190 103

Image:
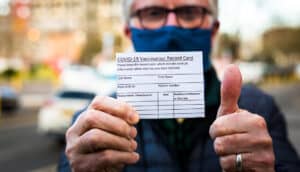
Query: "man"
59 0 300 171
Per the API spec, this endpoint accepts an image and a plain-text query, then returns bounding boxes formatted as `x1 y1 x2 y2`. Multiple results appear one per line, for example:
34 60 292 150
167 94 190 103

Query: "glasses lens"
133 6 209 29
139 7 167 29
176 6 205 28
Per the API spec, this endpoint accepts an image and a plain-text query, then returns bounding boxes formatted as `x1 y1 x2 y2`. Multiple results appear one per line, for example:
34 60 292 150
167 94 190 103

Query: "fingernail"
131 140 138 151
129 126 137 138
133 152 140 161
129 111 139 124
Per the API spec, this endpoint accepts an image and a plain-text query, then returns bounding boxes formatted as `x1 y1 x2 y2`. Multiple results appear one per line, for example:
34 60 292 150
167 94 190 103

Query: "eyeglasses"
131 6 212 30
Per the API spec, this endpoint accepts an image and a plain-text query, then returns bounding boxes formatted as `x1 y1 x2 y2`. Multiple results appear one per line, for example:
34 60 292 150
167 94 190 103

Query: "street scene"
1 0 300 171
0 82 299 171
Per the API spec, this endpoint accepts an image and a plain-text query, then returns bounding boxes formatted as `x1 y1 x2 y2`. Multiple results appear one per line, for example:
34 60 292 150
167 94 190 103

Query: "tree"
80 33 102 64
215 33 241 61
262 27 300 55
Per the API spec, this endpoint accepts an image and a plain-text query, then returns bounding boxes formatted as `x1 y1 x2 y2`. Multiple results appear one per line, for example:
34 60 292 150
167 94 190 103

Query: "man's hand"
65 96 140 172
209 65 275 172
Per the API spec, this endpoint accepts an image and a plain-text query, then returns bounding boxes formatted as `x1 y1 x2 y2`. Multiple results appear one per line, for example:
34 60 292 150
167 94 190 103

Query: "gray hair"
123 0 219 23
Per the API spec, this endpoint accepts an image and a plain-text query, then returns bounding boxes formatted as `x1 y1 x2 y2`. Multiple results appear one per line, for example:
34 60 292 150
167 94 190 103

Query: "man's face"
125 0 219 73
128 0 216 30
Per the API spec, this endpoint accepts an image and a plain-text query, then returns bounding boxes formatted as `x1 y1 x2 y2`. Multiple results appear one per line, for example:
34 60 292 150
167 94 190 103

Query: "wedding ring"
235 153 243 172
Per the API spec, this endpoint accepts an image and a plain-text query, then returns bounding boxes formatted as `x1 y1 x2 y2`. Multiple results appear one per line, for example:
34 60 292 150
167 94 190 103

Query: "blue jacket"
58 85 300 172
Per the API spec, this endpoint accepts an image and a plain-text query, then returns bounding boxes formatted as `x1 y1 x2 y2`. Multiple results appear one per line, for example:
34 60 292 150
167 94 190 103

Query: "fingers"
213 133 273 156
210 111 275 172
89 96 139 124
218 64 242 116
212 65 275 172
95 150 139 165
219 152 275 172
210 111 268 139
77 128 137 153
68 109 137 138
69 150 139 172
65 96 141 171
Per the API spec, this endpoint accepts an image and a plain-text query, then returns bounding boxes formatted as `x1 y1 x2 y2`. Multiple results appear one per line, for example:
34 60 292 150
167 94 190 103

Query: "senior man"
59 0 300 171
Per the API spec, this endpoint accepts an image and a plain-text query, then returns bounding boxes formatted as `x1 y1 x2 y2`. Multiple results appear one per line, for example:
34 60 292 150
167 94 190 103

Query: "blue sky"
219 0 300 40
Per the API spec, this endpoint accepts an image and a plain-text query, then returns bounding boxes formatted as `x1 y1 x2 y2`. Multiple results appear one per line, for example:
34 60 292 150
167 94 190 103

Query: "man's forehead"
131 0 210 10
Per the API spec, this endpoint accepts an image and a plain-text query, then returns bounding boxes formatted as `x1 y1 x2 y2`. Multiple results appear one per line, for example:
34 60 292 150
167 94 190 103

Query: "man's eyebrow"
133 2 209 11
132 1 168 11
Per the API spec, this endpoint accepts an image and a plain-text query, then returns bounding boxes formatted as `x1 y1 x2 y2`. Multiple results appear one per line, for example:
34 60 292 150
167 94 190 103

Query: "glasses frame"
131 5 212 29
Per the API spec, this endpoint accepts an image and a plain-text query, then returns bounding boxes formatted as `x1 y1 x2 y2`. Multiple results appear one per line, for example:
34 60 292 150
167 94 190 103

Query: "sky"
0 0 10 16
219 0 300 40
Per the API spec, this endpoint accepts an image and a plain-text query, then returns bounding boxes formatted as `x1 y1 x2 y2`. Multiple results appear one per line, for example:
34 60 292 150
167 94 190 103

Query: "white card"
116 52 205 119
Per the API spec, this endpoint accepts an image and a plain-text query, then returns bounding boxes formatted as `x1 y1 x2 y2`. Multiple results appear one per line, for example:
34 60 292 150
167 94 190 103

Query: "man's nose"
165 12 179 26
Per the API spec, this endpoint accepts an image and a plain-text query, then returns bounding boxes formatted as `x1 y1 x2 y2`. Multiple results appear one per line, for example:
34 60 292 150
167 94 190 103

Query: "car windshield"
57 91 96 100
0 86 17 97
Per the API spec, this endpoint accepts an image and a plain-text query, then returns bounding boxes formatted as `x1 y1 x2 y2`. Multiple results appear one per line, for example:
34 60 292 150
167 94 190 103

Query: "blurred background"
0 0 299 171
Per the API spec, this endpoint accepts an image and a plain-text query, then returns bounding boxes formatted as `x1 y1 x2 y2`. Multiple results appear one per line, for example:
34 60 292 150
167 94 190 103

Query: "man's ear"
124 25 132 39
211 20 220 47
212 20 220 38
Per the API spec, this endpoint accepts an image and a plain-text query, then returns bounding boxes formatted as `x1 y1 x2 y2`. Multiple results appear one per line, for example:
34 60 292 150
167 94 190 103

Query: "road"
262 83 300 154
0 83 299 172
0 108 64 172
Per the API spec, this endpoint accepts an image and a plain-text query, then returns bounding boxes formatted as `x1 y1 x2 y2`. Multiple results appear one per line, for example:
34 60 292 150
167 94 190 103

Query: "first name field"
116 52 205 119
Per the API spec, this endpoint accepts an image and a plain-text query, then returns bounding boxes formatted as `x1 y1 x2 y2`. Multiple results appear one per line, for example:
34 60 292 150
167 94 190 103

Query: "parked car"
37 89 96 141
0 86 19 112
296 64 300 79
60 64 116 97
60 65 101 92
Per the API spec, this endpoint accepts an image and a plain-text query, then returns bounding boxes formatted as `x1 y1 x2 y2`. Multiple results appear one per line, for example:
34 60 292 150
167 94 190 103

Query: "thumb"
217 64 242 117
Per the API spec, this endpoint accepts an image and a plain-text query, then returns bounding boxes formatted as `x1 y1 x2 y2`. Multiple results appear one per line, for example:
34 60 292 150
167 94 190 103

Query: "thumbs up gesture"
209 65 275 172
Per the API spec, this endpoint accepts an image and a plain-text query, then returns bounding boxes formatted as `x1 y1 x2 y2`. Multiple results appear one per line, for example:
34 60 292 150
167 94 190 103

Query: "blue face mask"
130 26 213 71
